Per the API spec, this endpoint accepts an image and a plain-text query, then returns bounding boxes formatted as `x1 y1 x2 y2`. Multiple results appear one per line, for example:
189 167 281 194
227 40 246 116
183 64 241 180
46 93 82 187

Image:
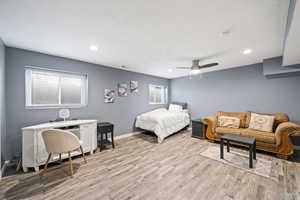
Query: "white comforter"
135 108 190 143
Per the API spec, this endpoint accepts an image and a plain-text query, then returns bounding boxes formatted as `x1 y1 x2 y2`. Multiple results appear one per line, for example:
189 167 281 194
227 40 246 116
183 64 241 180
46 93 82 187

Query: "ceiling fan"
176 59 219 75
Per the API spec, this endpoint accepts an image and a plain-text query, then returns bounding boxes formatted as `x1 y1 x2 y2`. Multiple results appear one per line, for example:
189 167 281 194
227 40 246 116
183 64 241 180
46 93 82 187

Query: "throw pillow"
249 113 275 132
216 111 247 128
245 111 289 131
217 116 240 129
169 104 183 112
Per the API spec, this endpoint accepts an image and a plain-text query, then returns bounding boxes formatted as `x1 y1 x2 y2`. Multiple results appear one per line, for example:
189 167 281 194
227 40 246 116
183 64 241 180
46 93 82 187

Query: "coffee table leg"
227 140 230 152
253 141 256 160
249 144 253 168
220 139 224 159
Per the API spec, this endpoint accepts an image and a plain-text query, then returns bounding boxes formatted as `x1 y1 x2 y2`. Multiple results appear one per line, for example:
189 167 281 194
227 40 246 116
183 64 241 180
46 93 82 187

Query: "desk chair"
41 129 87 176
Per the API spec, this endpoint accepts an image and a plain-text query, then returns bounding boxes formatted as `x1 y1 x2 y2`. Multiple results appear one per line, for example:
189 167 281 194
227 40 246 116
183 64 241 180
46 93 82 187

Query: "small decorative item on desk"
192 118 207 139
97 122 115 151
59 109 70 121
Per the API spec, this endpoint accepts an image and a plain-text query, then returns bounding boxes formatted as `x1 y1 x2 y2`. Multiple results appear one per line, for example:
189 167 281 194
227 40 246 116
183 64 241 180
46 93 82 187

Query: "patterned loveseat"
203 111 300 159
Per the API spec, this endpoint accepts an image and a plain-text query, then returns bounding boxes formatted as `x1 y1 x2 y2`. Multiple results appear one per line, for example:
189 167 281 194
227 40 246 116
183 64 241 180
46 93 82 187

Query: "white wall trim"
113 128 190 141
114 131 143 140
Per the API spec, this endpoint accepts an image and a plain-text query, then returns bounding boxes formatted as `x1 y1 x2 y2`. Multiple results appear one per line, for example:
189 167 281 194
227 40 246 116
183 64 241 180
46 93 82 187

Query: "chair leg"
80 145 87 163
68 152 73 176
40 153 52 176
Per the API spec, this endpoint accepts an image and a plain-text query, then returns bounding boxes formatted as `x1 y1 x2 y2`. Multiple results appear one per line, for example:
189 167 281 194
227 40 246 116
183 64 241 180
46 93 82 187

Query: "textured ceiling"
0 0 290 78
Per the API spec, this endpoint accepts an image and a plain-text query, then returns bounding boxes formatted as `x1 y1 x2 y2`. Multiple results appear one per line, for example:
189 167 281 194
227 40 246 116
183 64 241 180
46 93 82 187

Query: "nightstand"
97 122 115 151
192 119 207 139
290 135 300 160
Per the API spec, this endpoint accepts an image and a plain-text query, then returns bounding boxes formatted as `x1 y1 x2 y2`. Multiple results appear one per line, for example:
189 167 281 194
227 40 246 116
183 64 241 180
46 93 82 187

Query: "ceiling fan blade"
176 67 191 69
199 62 219 68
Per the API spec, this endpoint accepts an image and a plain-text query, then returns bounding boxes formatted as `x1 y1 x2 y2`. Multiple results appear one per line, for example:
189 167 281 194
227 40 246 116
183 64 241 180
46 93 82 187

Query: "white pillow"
169 104 183 112
218 116 240 129
249 113 275 132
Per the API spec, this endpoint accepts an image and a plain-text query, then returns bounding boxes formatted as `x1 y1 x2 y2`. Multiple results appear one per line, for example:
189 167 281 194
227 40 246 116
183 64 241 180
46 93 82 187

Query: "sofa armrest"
203 116 217 127
203 116 218 140
275 122 300 147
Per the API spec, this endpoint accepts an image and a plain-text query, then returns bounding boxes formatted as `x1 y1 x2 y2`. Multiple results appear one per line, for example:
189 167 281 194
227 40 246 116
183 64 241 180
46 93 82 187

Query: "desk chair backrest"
42 129 80 154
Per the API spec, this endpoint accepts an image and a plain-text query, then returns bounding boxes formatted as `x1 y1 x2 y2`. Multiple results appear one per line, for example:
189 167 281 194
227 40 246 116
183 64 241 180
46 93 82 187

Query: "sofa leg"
276 153 289 160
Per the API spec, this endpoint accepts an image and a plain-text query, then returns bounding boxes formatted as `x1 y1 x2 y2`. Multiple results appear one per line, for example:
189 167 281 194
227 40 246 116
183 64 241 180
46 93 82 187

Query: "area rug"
200 146 283 182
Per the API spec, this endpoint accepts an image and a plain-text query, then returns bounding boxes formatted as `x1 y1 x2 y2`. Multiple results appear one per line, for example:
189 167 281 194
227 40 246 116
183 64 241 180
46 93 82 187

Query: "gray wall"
171 63 300 124
5 47 169 160
0 38 5 168
263 56 300 78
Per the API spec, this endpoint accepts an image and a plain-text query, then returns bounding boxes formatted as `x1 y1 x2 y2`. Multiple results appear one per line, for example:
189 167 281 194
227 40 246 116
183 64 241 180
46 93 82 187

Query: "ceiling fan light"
190 69 201 75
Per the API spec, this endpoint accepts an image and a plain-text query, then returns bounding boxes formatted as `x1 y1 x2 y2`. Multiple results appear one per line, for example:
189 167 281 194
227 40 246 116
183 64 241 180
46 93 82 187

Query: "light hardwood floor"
1 130 300 200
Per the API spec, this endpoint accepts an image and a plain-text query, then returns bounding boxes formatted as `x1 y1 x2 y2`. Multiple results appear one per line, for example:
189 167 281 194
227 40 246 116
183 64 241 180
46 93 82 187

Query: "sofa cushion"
215 127 276 144
241 129 276 144
248 113 275 132
217 116 240 128
216 127 243 136
217 111 247 128
245 111 289 131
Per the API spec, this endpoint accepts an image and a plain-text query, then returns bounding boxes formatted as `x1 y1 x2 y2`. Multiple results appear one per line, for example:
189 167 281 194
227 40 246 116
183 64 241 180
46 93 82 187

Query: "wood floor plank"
1 130 300 200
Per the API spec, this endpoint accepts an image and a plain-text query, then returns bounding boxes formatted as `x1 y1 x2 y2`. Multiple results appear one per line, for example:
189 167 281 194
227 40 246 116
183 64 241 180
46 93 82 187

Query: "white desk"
22 120 97 172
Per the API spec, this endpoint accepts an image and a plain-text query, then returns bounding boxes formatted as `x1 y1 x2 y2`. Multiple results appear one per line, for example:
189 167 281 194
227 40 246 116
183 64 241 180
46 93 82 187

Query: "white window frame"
25 66 88 109
149 84 168 105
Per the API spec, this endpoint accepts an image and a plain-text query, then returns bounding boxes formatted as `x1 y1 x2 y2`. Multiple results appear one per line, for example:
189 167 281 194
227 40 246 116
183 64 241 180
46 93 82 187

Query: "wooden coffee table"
220 134 256 168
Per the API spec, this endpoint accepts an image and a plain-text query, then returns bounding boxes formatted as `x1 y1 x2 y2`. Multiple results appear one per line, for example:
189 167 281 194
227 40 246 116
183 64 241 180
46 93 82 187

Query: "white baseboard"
114 127 190 141
114 131 143 140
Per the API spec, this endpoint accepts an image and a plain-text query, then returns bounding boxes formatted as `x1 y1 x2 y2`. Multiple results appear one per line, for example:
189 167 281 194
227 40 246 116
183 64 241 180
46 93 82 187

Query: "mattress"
135 108 190 143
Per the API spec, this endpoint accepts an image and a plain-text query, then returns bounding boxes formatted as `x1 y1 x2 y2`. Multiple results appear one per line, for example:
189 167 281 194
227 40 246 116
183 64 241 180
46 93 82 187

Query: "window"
149 84 168 104
25 67 88 108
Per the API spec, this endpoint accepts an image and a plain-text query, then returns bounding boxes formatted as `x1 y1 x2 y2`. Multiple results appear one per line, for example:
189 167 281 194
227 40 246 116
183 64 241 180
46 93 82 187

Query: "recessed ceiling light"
168 69 173 72
243 49 252 55
89 45 98 52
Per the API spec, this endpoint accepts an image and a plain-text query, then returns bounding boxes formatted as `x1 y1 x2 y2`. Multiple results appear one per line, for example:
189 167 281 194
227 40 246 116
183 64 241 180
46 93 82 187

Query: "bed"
135 102 190 143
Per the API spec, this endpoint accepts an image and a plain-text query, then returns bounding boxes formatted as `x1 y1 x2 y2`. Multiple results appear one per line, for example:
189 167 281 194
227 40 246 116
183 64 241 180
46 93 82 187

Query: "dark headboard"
171 102 188 109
